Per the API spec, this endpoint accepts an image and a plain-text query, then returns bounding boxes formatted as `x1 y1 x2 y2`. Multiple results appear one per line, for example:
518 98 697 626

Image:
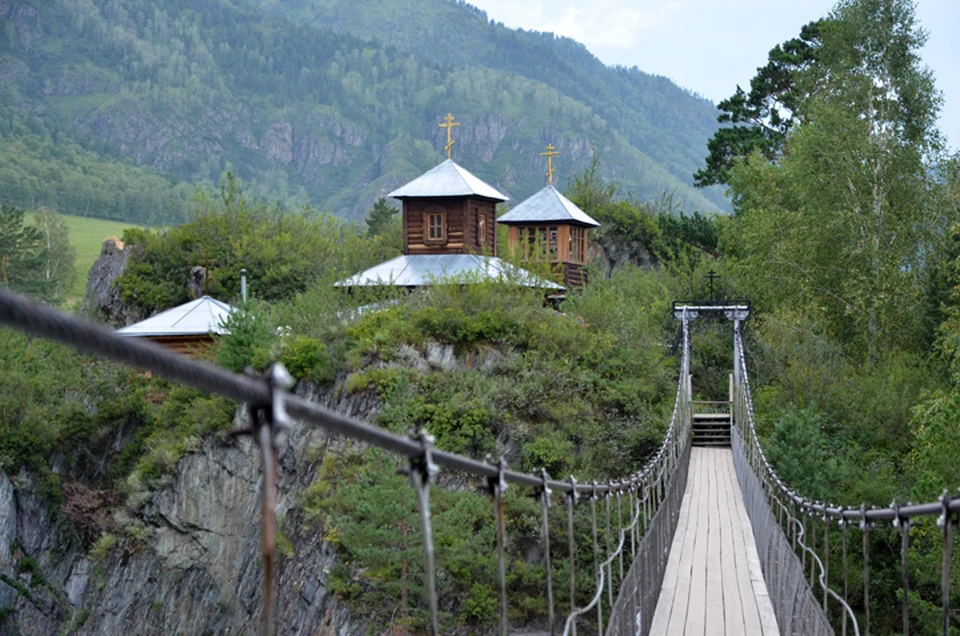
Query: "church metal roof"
388 159 509 201
496 185 600 227
116 296 236 337
334 254 563 289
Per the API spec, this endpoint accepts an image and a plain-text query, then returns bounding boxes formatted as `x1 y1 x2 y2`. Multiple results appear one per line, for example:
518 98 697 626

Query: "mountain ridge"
0 0 726 223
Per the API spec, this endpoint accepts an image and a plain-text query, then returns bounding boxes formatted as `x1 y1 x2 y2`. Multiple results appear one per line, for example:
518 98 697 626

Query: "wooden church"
336 115 563 291
392 157 505 256
497 144 600 289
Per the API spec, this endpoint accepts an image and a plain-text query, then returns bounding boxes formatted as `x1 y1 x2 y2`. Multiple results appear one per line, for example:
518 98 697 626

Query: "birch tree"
33 207 77 303
725 0 946 361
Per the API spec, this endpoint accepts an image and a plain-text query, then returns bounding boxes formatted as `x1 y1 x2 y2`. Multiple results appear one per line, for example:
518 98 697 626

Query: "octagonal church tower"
497 145 600 289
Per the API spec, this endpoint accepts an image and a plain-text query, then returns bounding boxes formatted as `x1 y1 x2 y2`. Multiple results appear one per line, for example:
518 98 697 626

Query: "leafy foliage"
706 5 960 629
112 174 393 318
31 207 77 304
724 0 945 361
565 157 723 271
335 271 675 477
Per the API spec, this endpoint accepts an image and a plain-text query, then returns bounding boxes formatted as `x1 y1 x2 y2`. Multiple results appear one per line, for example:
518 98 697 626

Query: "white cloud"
475 0 685 50
540 1 685 50
468 0 959 149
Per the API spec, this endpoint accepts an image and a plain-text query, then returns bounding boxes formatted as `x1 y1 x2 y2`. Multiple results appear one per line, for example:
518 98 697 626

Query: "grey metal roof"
496 186 600 227
334 254 563 289
388 159 509 201
116 296 236 337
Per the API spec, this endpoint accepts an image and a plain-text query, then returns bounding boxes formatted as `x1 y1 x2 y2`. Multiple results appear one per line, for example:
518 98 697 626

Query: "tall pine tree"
0 204 48 300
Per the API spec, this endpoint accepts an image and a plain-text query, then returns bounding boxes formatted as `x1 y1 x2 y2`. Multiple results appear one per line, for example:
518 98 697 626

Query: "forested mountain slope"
252 0 726 207
0 0 723 223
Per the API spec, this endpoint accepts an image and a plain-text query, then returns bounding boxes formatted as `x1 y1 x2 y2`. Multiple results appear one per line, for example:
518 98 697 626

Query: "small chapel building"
497 144 600 289
335 115 563 292
116 295 236 356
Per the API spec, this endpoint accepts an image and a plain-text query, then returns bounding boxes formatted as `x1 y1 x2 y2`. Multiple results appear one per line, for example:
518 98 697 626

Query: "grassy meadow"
25 212 145 304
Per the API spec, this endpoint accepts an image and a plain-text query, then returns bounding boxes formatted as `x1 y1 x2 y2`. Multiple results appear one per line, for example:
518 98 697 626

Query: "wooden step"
691 418 731 447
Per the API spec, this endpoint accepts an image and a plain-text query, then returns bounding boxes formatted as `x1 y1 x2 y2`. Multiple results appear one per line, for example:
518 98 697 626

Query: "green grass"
25 212 145 303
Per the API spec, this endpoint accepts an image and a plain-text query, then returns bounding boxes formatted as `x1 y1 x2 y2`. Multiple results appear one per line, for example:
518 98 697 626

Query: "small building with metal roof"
497 185 600 289
334 254 563 290
388 158 508 258
116 295 236 356
337 116 565 294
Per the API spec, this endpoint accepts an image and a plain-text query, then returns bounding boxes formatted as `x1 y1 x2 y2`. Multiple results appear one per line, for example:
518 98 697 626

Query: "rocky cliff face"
0 382 379 635
590 234 658 278
84 237 141 327
0 2 41 45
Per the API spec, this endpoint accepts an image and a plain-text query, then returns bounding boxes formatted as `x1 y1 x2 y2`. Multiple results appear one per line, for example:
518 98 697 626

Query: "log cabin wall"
145 335 216 358
403 197 497 255
467 199 497 254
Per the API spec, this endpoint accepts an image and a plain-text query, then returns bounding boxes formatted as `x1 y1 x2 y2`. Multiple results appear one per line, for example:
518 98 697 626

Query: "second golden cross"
541 143 560 186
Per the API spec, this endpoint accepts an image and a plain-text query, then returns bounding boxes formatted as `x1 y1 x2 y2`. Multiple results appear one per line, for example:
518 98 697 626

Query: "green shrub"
89 534 118 562
279 336 335 384
216 301 275 373
521 428 573 476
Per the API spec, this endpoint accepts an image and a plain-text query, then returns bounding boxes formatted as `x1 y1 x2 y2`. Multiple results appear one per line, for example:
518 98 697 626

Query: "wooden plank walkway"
650 447 779 635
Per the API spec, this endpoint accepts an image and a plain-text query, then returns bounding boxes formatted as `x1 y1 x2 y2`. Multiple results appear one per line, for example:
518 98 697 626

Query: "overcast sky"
466 0 960 152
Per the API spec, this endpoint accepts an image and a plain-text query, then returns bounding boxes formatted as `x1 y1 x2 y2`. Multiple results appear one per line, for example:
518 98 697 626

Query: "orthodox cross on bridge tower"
540 143 560 185
439 113 460 159
704 269 720 300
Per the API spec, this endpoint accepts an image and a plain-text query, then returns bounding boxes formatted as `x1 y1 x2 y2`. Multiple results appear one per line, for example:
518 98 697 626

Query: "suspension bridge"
1 287 958 635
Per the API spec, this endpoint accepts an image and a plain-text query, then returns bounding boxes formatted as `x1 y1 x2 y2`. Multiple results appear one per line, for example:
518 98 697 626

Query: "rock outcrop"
84 237 138 327
0 2 42 45
0 382 377 635
260 122 294 164
590 234 658 278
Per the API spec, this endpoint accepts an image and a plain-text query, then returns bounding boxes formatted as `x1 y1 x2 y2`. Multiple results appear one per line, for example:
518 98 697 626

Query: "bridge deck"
651 447 779 635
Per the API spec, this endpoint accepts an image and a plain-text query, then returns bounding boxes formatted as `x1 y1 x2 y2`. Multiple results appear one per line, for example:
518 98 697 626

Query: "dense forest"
0 0 723 226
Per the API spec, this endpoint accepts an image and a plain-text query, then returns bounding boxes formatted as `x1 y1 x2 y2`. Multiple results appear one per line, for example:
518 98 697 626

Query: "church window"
478 213 487 245
570 226 586 263
517 225 559 261
425 210 446 243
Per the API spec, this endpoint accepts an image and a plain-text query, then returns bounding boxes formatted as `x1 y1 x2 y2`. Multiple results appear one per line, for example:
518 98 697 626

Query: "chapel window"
570 226 586 264
425 210 446 243
518 226 558 261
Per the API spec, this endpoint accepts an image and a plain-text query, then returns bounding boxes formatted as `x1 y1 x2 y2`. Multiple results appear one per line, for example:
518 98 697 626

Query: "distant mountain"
0 0 725 224
252 0 727 206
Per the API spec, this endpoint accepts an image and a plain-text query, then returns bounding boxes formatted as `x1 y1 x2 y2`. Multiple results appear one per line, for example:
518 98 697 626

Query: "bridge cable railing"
0 287 694 635
595 308 693 636
733 325 960 636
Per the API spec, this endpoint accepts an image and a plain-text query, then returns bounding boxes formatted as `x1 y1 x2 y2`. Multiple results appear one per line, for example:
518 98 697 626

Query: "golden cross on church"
541 143 560 185
439 113 460 159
